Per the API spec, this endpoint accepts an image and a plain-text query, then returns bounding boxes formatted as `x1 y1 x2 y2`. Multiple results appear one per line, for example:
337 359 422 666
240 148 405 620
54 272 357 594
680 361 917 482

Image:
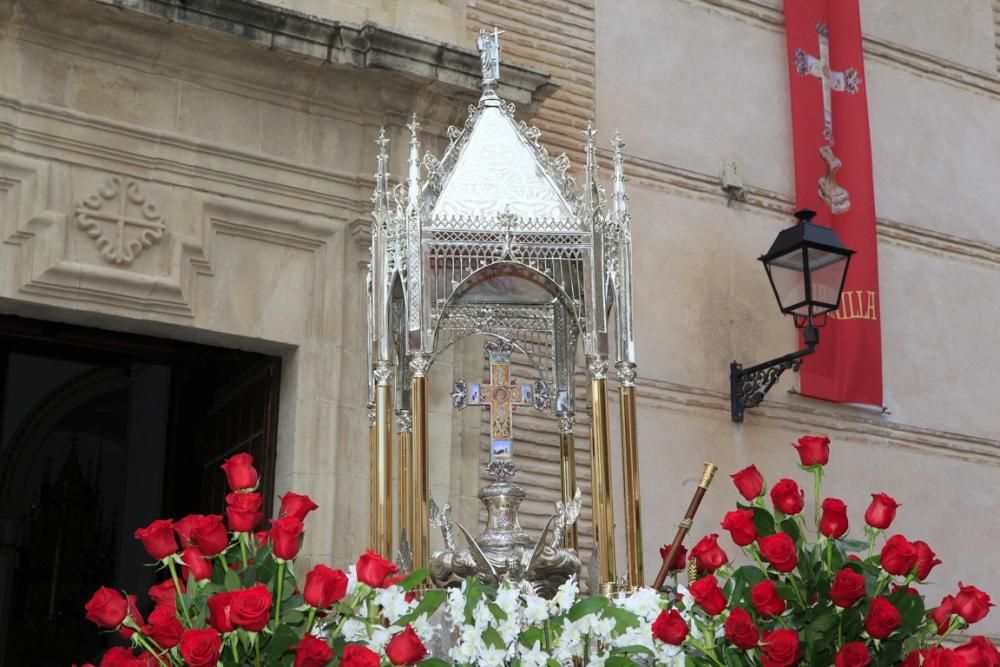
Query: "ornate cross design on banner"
452 341 534 461
794 22 861 215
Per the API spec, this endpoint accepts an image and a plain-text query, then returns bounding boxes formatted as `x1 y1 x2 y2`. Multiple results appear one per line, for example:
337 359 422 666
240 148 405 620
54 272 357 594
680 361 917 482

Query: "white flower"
552 574 579 613
374 585 414 623
366 625 391 653
519 640 550 667
552 618 586 662
587 651 609 667
408 613 437 645
497 616 520 645
523 594 549 624
345 565 359 597
446 583 467 628
654 640 686 665
613 623 655 652
450 624 482 664
473 598 494 630
589 614 617 642
619 587 663 622
476 645 508 667
495 582 521 615
340 617 368 642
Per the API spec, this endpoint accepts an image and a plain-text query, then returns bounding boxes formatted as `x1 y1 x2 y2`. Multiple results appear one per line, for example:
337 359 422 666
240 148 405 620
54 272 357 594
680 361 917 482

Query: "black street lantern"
731 209 855 422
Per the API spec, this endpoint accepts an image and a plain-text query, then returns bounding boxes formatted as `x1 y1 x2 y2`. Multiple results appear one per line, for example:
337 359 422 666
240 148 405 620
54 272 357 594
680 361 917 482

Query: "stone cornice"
90 0 555 106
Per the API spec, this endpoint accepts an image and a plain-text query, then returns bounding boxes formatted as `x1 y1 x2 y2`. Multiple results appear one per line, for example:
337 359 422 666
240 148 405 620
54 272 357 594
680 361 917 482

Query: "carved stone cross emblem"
74 177 166 265
794 23 861 214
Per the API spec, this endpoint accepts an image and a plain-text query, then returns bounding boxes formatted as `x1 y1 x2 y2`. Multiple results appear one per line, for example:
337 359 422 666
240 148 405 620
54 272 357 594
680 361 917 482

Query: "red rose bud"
189 515 228 557
864 492 900 530
356 549 400 588
954 582 993 624
291 634 334 667
270 516 304 561
730 464 764 501
757 532 798 573
912 540 942 581
173 514 202 546
84 587 129 629
830 568 868 608
690 534 729 573
134 519 178 561
220 452 258 491
148 580 177 607
206 591 235 633
652 608 689 645
658 544 688 572
385 625 428 665
304 564 349 608
954 636 1000 667
254 530 269 548
929 595 955 635
145 602 183 649
225 492 263 533
770 479 805 515
865 596 902 640
880 535 918 576
724 606 759 650
721 509 757 547
793 435 830 467
760 629 800 667
180 546 213 582
278 491 319 522
751 579 786 618
819 498 849 539
341 644 381 667
834 642 871 667
229 584 272 632
689 575 727 616
179 629 222 667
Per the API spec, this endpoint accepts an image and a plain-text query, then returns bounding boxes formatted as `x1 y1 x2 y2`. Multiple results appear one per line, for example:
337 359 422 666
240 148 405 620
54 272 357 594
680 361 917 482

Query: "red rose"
279 492 319 522
180 546 213 582
659 544 688 572
954 582 993 624
954 636 1000 667
221 452 258 491
721 509 757 547
304 564 349 609
880 534 918 576
912 541 942 582
291 634 334 667
903 650 927 667
255 531 269 548
751 579 786 618
134 519 178 561
341 644 381 667
929 595 955 635
864 596 901 639
819 498 849 539
226 492 263 533
145 602 183 649
652 609 688 644
830 568 867 608
864 493 900 530
724 606 759 650
270 516 304 561
385 625 428 665
98 647 142 667
356 549 399 588
770 479 805 515
174 515 202 546
229 584 272 632
835 642 871 667
923 648 965 667
84 587 129 629
793 435 830 466
189 515 228 557
761 629 800 667
689 575 727 616
148 580 177 607
731 465 764 500
207 591 234 633
757 533 798 573
179 629 222 667
117 595 143 639
690 534 729 573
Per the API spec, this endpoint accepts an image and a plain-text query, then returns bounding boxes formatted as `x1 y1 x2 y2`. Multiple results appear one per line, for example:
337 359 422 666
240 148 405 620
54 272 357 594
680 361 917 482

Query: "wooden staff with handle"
651 462 718 590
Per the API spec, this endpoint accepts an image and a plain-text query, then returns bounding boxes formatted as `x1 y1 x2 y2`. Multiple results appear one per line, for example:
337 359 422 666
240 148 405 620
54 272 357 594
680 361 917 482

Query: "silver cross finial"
375 127 389 151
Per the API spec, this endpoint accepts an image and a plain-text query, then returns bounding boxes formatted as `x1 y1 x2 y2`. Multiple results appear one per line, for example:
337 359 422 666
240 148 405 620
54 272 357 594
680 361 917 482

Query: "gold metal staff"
410 354 431 570
618 362 642 586
588 355 616 588
651 462 718 590
557 412 578 550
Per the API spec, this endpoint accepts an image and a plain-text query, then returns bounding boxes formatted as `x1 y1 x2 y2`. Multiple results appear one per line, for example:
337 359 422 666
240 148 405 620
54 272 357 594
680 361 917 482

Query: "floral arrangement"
78 439 998 666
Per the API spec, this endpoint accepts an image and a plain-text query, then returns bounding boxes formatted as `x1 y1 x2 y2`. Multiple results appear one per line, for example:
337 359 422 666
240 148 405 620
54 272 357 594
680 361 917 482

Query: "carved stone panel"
74 176 166 266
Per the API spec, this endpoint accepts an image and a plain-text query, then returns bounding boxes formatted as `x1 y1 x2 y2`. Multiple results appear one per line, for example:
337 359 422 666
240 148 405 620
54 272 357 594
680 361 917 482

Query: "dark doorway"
0 315 282 666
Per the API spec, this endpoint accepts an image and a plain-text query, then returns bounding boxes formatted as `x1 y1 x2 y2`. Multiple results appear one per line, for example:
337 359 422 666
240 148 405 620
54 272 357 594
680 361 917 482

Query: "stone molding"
88 0 553 106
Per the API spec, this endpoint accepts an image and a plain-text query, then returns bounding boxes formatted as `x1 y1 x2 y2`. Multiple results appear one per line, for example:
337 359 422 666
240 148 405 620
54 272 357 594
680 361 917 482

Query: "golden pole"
557 412 578 550
373 365 393 560
410 354 431 570
618 363 643 587
588 355 616 589
397 411 413 558
368 403 377 550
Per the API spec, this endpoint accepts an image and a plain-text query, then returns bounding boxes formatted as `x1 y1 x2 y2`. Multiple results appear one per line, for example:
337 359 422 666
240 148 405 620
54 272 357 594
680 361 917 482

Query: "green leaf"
781 518 800 544
281 609 304 625
398 568 430 591
837 538 869 553
266 624 298 662
224 568 241 592
519 627 544 648
482 626 505 650
611 644 654 656
749 506 777 537
487 601 508 621
604 658 638 667
568 595 608 620
418 659 451 667
394 589 446 627
601 606 640 633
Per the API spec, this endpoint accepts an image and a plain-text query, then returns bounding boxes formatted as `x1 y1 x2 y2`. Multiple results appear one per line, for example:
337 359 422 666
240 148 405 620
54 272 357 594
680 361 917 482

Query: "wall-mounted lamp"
730 209 854 422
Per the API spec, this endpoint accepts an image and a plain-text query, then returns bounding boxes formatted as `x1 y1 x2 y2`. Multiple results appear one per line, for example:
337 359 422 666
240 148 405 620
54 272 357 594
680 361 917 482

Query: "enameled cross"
794 23 861 144
455 342 532 460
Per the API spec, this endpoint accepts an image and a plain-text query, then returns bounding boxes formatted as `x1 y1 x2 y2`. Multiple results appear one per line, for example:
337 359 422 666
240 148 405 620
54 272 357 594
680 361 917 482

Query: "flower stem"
933 616 964 647
788 575 808 607
254 633 261 667
133 634 169 667
274 561 286 625
240 534 249 570
165 558 193 627
826 538 834 571
866 527 879 560
305 608 317 635
812 467 823 537
230 634 239 663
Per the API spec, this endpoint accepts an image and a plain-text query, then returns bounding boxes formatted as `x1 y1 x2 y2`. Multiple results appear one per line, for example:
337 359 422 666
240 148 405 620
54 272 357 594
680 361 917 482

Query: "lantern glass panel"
766 248 807 314
807 247 850 311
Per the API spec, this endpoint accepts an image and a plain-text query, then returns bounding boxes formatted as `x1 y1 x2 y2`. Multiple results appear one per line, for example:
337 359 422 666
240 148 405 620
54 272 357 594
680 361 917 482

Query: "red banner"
784 0 883 406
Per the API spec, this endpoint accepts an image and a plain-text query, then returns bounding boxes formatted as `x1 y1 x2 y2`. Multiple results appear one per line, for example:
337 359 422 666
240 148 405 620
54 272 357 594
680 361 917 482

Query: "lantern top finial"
477 27 505 89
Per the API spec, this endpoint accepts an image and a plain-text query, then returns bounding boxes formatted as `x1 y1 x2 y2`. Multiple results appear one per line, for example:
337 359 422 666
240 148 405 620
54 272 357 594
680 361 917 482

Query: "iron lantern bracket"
730 326 819 423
